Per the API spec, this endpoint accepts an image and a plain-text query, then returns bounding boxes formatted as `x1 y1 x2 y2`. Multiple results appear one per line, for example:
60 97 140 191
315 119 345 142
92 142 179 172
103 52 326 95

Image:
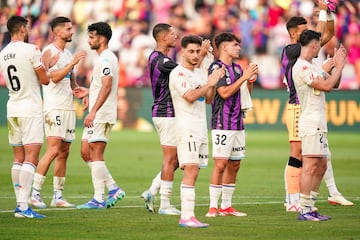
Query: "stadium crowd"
0 0 359 89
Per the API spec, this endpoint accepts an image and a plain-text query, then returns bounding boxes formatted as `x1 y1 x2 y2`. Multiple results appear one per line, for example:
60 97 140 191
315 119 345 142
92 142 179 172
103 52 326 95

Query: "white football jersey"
292 58 327 136
42 44 74 111
89 49 119 124
169 65 208 142
0 41 43 117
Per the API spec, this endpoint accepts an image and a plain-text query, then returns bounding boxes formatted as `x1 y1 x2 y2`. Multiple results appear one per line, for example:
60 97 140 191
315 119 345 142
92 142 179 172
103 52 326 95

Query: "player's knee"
80 151 89 162
214 162 227 173
45 148 60 160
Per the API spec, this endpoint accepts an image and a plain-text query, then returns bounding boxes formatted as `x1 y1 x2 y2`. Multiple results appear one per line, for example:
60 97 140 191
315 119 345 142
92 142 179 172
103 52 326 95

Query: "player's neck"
53 39 66 51
181 62 195 71
10 34 24 42
156 45 171 56
299 51 313 63
218 54 232 66
96 45 108 55
290 39 298 45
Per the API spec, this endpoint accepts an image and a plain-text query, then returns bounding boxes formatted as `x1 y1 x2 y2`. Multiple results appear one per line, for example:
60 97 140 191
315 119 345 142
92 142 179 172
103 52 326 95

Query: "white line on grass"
2 195 358 214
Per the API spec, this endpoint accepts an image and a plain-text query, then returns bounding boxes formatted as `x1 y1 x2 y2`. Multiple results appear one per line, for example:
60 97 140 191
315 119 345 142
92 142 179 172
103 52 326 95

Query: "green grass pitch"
0 127 359 240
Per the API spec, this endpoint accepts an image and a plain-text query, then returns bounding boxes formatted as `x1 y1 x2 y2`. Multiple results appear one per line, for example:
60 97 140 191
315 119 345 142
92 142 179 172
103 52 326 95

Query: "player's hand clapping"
322 55 335 74
333 44 347 71
42 49 60 71
243 63 258 82
71 51 86 66
208 65 225 87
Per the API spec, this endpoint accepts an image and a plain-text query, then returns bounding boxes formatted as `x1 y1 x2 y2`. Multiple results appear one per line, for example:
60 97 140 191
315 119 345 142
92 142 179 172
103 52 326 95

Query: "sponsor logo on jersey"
103 67 111 75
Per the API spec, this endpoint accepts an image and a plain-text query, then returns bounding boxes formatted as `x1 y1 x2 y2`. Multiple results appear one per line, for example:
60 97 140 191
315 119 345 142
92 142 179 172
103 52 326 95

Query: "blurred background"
0 0 359 131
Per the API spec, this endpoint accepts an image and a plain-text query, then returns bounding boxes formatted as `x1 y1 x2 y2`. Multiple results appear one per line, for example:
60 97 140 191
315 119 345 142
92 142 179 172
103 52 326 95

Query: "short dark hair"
7 16 28 35
50 16 71 31
152 23 172 40
214 32 240 49
286 16 307 32
180 35 202 48
299 30 321 46
87 22 112 42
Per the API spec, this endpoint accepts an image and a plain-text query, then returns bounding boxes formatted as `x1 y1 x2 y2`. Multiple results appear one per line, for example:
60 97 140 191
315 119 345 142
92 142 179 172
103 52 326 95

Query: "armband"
319 10 327 22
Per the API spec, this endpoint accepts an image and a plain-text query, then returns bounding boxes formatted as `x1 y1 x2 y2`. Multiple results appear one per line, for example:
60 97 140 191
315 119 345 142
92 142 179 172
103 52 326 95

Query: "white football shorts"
211 129 246 160
152 117 177 147
8 116 44 146
44 110 76 142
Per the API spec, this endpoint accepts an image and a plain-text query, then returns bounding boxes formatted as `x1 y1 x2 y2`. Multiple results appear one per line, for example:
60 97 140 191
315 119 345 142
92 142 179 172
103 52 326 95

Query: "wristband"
327 12 335 21
319 10 327 22
46 71 53 81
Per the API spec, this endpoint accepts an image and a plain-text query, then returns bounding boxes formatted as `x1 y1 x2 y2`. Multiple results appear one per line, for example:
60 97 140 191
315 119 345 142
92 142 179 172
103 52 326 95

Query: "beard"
64 36 72 43
90 44 100 50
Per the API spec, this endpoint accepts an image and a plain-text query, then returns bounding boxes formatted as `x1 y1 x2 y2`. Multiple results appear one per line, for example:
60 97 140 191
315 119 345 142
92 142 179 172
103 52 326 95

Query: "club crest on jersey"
302 65 308 71
103 67 111 75
211 64 220 70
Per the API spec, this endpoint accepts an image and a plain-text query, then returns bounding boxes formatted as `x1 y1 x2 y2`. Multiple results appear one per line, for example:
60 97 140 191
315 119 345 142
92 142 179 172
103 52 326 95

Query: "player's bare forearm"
70 74 79 90
90 79 112 115
205 86 216 104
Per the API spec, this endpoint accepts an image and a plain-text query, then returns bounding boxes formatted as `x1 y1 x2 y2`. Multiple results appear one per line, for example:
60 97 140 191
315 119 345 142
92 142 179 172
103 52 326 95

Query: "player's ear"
288 29 296 39
100 35 106 44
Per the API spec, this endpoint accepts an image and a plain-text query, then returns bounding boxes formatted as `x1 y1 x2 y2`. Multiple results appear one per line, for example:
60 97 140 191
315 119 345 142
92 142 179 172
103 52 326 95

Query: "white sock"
284 164 288 203
149 171 161 196
53 176 65 200
104 165 118 191
288 193 300 204
310 191 319 210
180 184 195 220
32 173 46 194
18 162 36 210
299 193 312 214
159 180 173 209
91 161 106 203
209 184 221 209
221 184 235 209
323 154 340 196
11 163 22 202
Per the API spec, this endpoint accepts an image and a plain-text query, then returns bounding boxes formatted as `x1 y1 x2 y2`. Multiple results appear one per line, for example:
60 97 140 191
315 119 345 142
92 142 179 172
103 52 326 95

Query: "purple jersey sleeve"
210 60 245 130
148 50 178 117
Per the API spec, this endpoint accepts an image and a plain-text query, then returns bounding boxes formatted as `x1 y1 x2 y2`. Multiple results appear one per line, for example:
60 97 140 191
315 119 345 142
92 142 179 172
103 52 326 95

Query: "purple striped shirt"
148 50 178 117
280 43 301 104
210 60 245 130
